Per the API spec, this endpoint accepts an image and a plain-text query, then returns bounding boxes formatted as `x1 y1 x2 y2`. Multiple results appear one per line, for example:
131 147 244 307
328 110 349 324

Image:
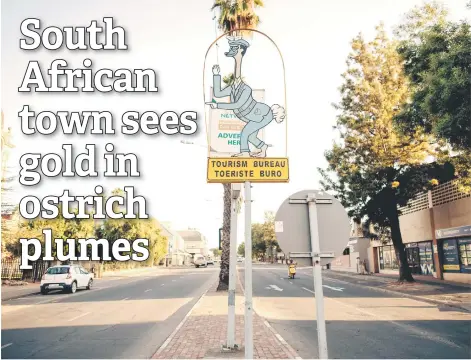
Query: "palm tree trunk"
217 183 231 291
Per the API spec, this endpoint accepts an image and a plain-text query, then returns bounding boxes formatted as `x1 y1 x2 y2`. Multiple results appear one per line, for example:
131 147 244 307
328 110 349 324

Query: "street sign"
274 189 350 266
275 189 350 359
204 31 289 184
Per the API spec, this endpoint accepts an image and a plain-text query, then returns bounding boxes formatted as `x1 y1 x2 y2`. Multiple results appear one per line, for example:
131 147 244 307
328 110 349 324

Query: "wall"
399 195 471 244
399 209 433 244
330 254 356 272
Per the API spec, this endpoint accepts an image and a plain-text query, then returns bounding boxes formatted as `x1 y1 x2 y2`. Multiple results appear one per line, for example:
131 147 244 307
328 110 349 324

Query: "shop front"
405 241 435 275
378 244 399 272
436 225 471 283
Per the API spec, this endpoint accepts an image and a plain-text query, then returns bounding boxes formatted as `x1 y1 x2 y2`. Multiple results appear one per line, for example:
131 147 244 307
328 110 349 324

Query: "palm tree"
210 0 264 291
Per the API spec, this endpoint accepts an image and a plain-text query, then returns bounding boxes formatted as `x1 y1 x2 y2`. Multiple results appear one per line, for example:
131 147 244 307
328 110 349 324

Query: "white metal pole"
307 194 329 359
244 181 253 359
227 195 238 348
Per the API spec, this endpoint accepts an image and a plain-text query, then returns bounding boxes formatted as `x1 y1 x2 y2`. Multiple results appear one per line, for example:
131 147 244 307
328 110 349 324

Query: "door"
373 247 379 273
406 247 420 274
80 267 91 285
73 267 84 287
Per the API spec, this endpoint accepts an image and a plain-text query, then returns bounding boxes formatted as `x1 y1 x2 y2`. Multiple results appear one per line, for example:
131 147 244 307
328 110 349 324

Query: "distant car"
207 258 214 265
237 257 243 262
193 255 207 268
40 265 93 295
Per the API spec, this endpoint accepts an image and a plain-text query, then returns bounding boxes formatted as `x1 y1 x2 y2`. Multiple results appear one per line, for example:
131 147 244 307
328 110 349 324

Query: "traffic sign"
274 189 350 266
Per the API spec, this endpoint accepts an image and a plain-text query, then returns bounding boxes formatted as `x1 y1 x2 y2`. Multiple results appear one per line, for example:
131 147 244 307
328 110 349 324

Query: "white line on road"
145 289 152 292
289 281 293 284
268 285 283 291
1 343 13 349
323 285 344 292
172 280 176 282
161 284 165 286
122 298 129 301
68 312 91 322
302 287 315 294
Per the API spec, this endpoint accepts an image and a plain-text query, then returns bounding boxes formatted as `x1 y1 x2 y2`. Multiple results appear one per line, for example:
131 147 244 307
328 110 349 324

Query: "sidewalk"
324 270 471 312
1 282 40 301
152 275 300 359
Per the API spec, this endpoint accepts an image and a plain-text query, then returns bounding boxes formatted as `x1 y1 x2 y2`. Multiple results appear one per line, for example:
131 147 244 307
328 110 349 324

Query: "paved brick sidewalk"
152 275 299 359
324 270 471 312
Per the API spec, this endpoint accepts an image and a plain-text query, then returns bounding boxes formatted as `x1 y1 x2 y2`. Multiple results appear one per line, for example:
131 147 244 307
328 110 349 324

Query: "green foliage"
211 0 264 37
237 242 245 256
211 248 222 257
251 211 280 260
318 24 453 282
394 1 471 193
6 188 168 270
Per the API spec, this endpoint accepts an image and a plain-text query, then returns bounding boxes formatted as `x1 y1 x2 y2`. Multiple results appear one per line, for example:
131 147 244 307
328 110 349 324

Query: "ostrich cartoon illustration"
206 36 285 158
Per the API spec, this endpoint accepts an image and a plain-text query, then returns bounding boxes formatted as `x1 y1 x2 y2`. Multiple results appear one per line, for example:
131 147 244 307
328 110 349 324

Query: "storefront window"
380 245 398 270
458 238 471 273
441 239 460 272
418 241 434 275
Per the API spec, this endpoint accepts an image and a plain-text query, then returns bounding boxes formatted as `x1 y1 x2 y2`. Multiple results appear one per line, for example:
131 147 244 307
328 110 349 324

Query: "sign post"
307 193 328 359
275 190 350 359
204 29 288 357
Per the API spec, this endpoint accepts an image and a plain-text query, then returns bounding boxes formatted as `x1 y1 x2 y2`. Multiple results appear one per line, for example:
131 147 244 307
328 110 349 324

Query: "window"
80 267 89 274
74 267 81 274
381 245 399 270
46 267 69 275
458 238 471 272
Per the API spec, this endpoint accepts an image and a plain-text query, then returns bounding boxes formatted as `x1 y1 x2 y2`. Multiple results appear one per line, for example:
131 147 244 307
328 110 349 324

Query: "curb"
236 269 302 359
1 289 40 301
323 275 471 314
151 275 217 358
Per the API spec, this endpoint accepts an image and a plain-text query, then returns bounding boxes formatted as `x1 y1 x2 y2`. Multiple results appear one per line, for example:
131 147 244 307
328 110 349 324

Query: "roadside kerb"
237 269 302 359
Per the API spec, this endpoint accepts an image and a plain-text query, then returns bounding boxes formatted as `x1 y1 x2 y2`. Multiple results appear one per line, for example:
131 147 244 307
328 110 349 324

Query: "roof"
178 230 206 242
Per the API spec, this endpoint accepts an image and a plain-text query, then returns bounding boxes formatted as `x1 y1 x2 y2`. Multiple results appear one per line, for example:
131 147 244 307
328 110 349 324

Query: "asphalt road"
1 267 218 359
239 264 471 359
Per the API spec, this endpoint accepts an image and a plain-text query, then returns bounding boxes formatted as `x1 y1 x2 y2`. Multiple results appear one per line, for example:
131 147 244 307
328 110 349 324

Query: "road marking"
145 289 152 292
68 312 91 322
289 281 293 284
161 284 165 286
323 285 344 292
302 287 315 294
1 343 13 349
267 285 283 291
280 277 284 280
172 280 176 282
122 297 129 301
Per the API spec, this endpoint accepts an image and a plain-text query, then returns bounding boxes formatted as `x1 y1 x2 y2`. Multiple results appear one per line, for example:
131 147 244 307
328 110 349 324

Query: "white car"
207 258 214 265
40 265 93 295
193 255 207 268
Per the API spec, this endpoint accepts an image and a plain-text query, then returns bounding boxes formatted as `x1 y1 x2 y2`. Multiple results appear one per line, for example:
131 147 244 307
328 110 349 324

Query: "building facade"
158 222 192 266
370 181 471 284
178 230 209 258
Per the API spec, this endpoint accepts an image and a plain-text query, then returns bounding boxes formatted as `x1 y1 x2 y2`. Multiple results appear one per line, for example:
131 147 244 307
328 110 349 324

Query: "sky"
1 0 469 249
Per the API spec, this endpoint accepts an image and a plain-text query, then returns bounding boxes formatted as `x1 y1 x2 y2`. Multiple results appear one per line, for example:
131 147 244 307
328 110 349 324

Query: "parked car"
40 265 93 295
207 258 214 265
193 255 207 268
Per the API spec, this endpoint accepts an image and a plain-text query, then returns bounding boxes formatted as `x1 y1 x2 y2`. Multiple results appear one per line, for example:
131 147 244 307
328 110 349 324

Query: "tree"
394 1 471 193
318 24 442 282
251 212 280 261
211 0 264 291
237 242 245 256
211 248 222 258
